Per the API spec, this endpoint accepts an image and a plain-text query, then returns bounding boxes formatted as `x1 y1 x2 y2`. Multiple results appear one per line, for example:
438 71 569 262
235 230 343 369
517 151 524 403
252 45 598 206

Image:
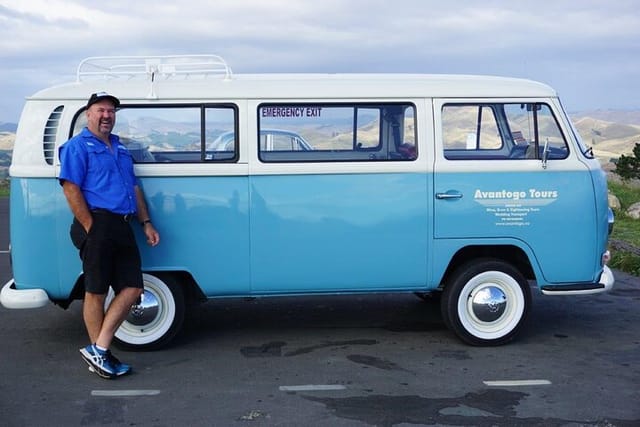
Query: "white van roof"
27 55 557 103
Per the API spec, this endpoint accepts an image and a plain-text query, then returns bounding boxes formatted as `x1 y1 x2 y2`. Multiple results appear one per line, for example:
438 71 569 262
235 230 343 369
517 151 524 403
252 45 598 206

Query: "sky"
1 0 639 123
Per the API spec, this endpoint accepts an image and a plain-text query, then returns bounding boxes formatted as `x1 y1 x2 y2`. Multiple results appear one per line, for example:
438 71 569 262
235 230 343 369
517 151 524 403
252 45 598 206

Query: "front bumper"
0 279 50 309
541 265 615 296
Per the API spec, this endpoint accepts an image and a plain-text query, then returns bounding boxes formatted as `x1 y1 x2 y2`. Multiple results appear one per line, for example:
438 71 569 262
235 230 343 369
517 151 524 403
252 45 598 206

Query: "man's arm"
135 185 160 246
62 180 93 232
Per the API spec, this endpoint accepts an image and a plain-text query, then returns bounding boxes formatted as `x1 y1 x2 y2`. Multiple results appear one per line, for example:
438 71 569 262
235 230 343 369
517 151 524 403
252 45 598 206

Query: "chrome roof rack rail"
76 54 233 82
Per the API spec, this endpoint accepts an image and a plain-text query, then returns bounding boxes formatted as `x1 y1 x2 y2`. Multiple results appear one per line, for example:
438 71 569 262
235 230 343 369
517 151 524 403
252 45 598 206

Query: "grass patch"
608 179 640 275
610 251 640 276
0 179 8 197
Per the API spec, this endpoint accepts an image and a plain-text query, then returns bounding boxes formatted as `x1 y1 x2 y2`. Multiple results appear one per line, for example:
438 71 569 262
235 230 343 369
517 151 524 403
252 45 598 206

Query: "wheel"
105 273 185 351
441 259 531 346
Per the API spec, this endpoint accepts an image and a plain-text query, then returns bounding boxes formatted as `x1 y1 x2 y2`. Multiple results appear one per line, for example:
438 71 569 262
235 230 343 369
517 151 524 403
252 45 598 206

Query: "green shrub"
615 142 640 180
610 251 640 276
0 178 8 197
608 179 640 275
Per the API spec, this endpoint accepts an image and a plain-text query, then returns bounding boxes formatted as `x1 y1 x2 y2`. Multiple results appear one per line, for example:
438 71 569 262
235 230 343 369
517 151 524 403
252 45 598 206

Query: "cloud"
0 0 639 120
0 3 90 56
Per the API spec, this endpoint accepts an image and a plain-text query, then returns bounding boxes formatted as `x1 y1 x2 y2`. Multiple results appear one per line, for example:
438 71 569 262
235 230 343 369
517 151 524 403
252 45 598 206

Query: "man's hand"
62 180 93 232
143 223 160 246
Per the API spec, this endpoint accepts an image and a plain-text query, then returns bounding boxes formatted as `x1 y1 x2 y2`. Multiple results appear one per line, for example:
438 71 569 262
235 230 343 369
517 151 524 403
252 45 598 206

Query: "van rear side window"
442 103 569 160
71 105 237 163
258 103 417 162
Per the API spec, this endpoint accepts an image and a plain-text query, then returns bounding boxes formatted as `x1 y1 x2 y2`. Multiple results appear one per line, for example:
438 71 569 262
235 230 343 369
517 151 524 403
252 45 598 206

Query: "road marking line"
483 380 552 387
279 384 346 392
91 389 161 397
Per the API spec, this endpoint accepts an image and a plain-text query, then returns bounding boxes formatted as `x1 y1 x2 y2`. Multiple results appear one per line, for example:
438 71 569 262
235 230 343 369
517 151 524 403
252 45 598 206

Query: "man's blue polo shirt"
59 128 138 215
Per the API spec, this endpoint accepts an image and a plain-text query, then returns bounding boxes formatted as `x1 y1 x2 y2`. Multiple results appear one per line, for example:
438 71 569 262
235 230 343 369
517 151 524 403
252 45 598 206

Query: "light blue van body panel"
10 164 609 301
133 176 252 295
434 168 598 283
10 178 68 298
248 173 430 294
11 173 435 299
10 176 253 299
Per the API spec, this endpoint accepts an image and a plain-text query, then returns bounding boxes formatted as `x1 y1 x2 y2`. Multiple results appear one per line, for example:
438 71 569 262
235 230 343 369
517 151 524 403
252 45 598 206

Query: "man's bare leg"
95 287 143 349
83 292 106 344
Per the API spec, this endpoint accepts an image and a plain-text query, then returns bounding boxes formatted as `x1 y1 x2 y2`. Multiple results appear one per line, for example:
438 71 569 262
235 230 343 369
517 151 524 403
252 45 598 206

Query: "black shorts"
70 211 143 295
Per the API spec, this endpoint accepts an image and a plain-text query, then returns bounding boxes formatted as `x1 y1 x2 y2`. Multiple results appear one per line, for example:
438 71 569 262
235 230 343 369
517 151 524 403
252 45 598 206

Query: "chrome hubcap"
470 285 507 322
126 290 160 326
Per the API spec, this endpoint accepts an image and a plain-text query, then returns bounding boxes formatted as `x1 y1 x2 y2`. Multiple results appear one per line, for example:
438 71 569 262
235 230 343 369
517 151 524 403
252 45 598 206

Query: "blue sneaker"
106 350 132 376
79 344 117 379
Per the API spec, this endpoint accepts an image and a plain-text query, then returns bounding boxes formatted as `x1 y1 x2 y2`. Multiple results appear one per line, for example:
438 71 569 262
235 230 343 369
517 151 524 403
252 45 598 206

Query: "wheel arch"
439 244 535 290
52 269 206 309
150 270 206 304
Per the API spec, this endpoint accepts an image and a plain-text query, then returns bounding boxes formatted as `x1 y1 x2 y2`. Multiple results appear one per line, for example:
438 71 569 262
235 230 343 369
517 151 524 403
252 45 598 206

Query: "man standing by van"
59 92 160 379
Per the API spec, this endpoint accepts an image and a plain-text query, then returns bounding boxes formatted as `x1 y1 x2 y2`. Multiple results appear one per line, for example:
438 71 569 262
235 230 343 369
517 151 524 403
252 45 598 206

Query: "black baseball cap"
87 91 120 108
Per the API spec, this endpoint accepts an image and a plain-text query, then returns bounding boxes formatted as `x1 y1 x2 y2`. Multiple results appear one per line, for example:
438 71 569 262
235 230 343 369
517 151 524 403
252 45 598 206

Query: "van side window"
70 105 237 163
258 103 416 162
442 103 569 160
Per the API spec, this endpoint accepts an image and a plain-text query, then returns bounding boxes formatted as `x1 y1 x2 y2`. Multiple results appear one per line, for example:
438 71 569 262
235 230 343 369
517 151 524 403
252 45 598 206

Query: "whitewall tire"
105 273 185 350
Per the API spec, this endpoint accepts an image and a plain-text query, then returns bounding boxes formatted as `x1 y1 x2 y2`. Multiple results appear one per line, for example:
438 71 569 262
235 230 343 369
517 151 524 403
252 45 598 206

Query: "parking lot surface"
1 197 639 426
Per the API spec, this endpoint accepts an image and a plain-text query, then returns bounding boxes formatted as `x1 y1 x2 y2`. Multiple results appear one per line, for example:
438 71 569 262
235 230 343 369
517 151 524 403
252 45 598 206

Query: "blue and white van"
1 55 614 348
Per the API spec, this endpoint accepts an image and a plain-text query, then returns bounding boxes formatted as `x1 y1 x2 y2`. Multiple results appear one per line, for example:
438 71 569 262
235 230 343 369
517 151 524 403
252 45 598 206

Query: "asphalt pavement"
1 196 639 427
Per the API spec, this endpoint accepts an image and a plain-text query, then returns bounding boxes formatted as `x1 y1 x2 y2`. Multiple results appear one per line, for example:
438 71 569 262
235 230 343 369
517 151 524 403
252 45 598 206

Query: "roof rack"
76 54 233 82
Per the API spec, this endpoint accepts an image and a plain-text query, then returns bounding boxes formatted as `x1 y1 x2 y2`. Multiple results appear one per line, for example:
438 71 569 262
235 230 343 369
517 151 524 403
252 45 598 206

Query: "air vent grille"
43 106 64 165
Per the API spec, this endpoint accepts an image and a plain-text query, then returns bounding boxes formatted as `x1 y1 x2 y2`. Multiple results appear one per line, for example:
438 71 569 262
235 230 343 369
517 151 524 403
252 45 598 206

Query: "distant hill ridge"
0 122 17 133
572 110 640 127
0 132 14 151
570 112 640 160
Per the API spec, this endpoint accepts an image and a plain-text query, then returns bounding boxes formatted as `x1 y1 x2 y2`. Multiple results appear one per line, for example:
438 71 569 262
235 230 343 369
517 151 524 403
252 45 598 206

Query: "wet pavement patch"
302 390 639 426
240 339 378 358
346 354 408 371
240 341 286 357
283 339 378 357
434 349 471 360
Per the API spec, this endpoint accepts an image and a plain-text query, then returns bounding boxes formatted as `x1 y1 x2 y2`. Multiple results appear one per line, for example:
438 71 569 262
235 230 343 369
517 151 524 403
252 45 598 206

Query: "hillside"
572 110 640 127
0 132 14 150
570 113 640 161
0 122 17 133
0 132 14 179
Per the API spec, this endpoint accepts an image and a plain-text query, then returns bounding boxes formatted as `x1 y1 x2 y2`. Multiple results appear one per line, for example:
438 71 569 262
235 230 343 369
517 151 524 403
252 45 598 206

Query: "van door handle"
435 191 463 200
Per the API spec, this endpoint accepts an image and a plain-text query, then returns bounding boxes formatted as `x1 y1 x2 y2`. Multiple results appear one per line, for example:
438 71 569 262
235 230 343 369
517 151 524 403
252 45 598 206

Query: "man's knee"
120 286 143 305
84 291 106 306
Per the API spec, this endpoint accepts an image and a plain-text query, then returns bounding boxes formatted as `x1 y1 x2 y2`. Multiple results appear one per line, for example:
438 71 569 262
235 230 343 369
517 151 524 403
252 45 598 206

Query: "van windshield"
560 100 594 159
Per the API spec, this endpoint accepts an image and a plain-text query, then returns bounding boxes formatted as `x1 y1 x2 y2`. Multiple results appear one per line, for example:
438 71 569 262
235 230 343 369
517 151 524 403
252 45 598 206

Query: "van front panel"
433 99 604 284
433 168 597 283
